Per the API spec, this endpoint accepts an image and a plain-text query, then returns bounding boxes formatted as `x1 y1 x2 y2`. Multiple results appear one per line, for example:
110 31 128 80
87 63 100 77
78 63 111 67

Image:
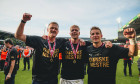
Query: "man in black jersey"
60 25 88 84
59 25 112 84
15 13 66 84
87 26 138 84
4 38 18 84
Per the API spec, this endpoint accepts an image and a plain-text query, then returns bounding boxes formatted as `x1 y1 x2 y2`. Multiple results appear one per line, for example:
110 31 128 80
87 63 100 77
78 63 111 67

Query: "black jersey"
87 43 129 84
60 41 88 80
4 47 18 75
25 36 65 81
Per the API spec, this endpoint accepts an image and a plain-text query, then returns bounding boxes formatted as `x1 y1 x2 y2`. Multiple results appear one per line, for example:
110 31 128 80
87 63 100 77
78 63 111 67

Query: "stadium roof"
0 30 14 39
118 13 140 33
118 13 140 41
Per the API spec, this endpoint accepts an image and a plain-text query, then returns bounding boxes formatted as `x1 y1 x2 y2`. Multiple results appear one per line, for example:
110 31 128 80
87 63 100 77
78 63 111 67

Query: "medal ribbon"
47 37 56 57
70 40 80 59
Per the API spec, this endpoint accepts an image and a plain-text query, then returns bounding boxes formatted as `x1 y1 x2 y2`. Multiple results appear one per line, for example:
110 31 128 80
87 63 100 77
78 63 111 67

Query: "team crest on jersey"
89 54 92 57
44 44 48 48
66 47 69 50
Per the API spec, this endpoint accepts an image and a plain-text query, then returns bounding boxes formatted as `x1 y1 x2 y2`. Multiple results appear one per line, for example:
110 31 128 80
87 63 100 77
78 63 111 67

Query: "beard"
72 35 78 40
93 42 99 44
49 32 57 37
73 38 78 40
92 40 99 44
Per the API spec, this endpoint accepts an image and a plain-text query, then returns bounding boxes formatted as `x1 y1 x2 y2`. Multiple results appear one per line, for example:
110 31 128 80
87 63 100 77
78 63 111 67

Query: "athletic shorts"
60 78 83 84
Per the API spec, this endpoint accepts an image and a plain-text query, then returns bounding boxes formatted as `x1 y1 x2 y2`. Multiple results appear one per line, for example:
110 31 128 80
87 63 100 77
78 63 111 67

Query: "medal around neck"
73 60 76 64
50 58 53 62
70 40 80 64
47 37 56 62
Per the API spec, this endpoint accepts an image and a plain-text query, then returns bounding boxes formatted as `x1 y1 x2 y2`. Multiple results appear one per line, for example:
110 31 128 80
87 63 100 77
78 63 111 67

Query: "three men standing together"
13 13 138 84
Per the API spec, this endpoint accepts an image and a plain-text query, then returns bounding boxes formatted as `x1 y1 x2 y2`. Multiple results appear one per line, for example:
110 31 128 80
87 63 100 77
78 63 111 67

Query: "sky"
0 0 140 39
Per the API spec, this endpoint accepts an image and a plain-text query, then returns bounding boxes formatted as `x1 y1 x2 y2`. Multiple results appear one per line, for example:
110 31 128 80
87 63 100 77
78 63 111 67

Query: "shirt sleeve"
59 41 66 54
25 35 41 49
82 46 88 63
10 48 17 60
83 46 90 63
86 41 92 46
56 38 67 50
113 45 129 59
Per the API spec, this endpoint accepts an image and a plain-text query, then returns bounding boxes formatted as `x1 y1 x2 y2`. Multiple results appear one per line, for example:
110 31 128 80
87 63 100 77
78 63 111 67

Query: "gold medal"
47 38 56 62
70 40 80 64
50 58 53 62
73 60 76 64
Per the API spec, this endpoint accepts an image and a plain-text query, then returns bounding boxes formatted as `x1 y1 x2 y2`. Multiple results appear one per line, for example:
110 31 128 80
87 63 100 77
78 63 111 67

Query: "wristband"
129 38 136 45
21 20 26 23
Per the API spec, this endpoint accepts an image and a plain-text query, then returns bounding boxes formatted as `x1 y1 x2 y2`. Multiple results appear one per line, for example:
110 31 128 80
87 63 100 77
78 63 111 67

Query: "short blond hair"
70 25 80 31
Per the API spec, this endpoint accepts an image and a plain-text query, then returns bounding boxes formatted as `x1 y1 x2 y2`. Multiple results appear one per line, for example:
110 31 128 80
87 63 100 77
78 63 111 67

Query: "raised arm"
14 13 32 42
123 28 138 56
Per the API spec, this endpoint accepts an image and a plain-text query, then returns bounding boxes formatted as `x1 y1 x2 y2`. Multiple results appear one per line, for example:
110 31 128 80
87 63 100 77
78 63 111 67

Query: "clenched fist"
123 28 136 39
22 13 32 22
